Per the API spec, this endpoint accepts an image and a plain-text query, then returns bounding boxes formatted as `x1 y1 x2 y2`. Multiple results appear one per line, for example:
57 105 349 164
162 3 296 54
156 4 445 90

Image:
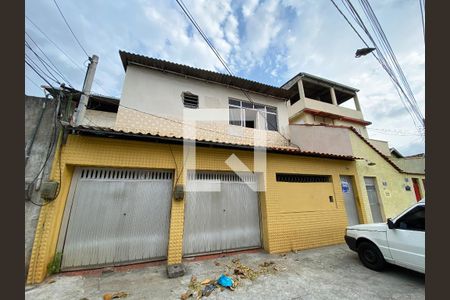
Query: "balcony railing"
288 97 364 121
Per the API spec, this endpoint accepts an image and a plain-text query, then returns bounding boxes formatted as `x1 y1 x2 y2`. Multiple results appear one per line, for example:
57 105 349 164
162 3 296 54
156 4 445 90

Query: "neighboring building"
281 71 425 222
390 148 426 201
26 51 425 284
25 95 59 277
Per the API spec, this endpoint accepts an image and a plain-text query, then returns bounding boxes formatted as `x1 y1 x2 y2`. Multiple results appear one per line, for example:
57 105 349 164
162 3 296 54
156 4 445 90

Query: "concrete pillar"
330 87 338 106
353 93 362 111
297 79 306 101
167 146 185 267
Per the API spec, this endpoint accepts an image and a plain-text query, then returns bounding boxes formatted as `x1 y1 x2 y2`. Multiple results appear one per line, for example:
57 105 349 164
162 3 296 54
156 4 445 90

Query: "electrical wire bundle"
330 0 425 137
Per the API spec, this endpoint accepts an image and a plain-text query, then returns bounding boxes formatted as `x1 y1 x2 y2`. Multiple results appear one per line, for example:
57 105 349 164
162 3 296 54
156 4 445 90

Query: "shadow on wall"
25 95 59 279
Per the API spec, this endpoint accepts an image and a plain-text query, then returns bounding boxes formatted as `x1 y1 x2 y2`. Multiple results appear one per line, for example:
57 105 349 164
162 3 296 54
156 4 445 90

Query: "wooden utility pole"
73 55 99 126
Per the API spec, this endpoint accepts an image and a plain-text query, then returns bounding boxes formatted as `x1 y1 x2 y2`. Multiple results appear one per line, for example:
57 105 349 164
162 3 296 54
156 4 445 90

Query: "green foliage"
47 252 62 275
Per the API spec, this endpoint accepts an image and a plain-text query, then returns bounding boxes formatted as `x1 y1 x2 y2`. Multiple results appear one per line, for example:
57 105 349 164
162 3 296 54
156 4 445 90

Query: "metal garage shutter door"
60 168 173 270
183 171 261 256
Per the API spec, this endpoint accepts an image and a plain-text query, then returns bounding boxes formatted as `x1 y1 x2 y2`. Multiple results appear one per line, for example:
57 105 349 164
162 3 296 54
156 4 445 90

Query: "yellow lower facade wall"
350 132 425 221
27 134 366 284
264 159 369 253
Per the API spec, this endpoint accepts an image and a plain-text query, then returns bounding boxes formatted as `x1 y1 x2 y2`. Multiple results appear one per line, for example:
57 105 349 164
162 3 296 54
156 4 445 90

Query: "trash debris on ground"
200 278 213 285
180 289 193 300
217 274 234 288
103 291 128 300
181 257 282 298
214 261 220 266
231 259 259 280
202 284 216 297
226 258 279 279
187 275 203 295
259 261 275 268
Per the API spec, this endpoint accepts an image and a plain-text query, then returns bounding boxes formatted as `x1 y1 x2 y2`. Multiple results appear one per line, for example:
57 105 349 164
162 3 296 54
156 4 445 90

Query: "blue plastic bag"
217 274 233 287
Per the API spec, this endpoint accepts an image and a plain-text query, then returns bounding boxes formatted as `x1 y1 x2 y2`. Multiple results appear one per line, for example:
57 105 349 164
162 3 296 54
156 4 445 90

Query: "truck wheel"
357 241 386 271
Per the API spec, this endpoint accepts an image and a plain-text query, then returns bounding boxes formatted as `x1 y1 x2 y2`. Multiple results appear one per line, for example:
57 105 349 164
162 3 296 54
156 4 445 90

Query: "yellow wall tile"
27 134 365 283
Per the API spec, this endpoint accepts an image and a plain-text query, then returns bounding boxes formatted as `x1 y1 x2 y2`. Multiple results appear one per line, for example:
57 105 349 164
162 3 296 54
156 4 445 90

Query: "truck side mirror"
387 218 395 229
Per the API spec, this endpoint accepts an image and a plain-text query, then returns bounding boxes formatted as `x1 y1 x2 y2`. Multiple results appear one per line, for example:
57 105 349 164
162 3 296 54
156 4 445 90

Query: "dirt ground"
25 244 425 300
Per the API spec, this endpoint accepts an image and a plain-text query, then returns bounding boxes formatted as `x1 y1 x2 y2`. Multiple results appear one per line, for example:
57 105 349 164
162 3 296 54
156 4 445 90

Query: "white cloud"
242 0 260 17
237 0 284 69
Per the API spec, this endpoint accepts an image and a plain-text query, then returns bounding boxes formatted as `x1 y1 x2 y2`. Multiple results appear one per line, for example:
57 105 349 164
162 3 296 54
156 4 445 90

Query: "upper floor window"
228 99 278 131
182 92 199 109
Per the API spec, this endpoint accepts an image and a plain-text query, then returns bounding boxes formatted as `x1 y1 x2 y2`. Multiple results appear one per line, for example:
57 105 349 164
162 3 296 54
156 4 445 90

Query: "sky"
25 0 425 156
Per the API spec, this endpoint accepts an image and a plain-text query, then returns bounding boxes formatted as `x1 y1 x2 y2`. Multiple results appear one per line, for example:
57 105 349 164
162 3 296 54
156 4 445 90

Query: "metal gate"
59 167 173 270
364 177 384 223
183 171 261 256
340 176 361 226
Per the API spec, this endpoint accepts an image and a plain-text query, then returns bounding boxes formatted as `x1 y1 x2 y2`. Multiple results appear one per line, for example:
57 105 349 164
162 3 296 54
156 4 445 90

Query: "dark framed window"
228 98 278 131
182 92 199 109
276 173 331 183
395 206 425 231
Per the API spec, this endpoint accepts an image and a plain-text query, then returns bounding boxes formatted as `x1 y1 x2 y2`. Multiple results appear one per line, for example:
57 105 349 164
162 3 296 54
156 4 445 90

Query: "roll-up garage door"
60 167 173 270
183 171 261 256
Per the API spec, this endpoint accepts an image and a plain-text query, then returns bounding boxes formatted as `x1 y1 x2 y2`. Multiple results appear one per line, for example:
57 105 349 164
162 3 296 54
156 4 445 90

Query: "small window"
276 173 331 183
182 92 199 109
396 206 425 231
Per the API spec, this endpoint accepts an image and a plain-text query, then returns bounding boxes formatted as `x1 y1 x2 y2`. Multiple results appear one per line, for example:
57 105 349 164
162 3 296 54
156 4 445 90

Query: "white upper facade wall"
119 64 290 137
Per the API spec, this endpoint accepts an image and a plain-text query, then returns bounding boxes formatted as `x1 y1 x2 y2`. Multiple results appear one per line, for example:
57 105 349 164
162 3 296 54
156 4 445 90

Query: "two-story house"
27 51 424 284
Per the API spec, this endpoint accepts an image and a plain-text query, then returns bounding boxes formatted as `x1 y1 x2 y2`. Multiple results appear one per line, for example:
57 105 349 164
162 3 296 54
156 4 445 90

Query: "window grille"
183 92 199 108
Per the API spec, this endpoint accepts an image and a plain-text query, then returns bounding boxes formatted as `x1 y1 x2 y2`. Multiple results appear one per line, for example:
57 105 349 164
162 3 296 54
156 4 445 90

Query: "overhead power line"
25 59 55 88
25 74 43 90
174 0 293 146
26 32 74 87
331 0 420 129
25 53 61 85
26 15 85 72
367 127 422 136
25 44 66 87
25 38 73 88
25 15 112 96
330 0 425 137
52 0 90 58
335 0 424 128
356 0 424 128
419 0 425 41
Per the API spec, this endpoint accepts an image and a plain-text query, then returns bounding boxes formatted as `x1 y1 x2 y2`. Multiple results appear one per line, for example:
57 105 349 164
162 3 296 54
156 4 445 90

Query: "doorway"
412 178 422 201
340 176 361 226
364 177 384 223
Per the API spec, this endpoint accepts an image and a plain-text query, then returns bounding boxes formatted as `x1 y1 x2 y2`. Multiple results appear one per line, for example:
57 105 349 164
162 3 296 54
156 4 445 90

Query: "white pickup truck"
344 199 425 273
